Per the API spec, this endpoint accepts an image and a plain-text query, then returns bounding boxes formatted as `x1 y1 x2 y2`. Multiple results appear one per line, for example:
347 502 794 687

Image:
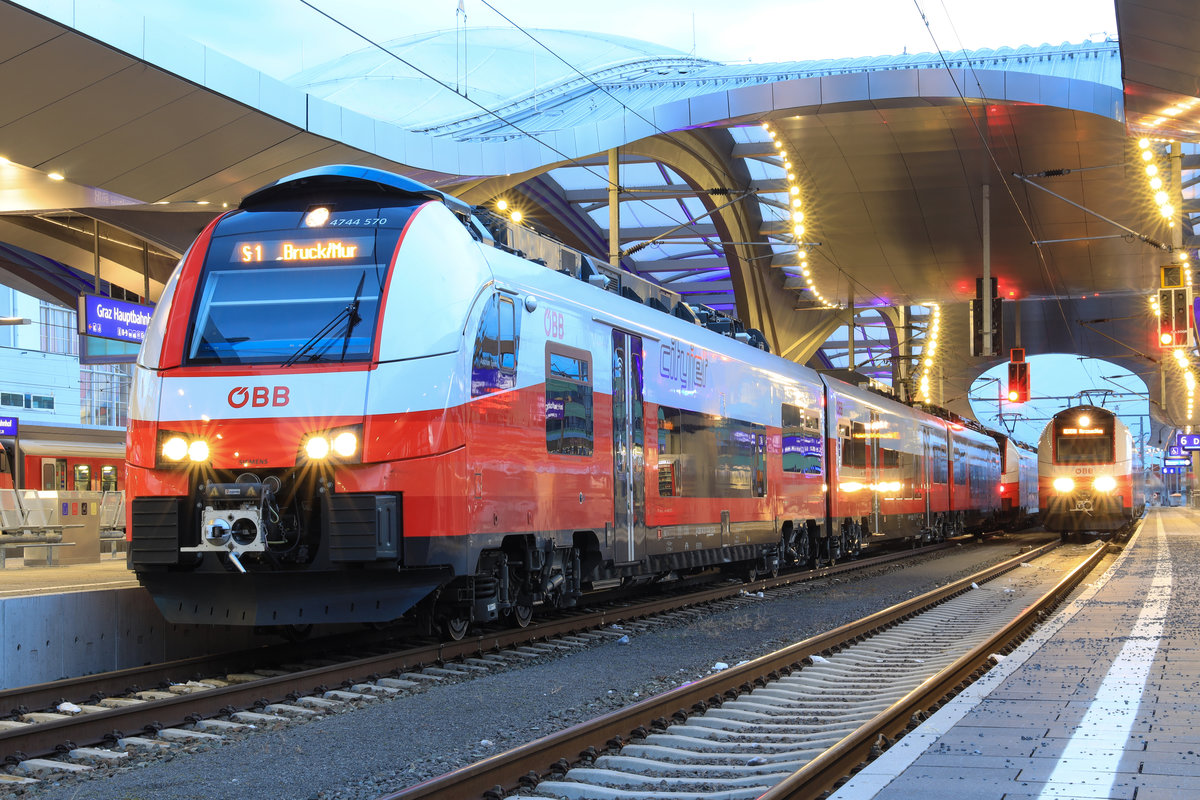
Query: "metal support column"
608 149 620 267
93 219 101 293
982 184 992 356
847 287 855 371
895 305 910 402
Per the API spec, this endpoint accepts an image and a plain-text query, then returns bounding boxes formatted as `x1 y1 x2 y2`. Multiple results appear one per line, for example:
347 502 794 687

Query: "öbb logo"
227 386 290 408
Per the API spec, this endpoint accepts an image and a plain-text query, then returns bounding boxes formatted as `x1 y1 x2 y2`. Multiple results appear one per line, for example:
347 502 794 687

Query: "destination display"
233 236 374 264
78 294 153 344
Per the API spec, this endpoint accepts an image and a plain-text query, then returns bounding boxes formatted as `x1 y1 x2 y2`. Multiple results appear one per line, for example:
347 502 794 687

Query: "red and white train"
127 165 1005 634
990 432 1038 530
1038 404 1144 536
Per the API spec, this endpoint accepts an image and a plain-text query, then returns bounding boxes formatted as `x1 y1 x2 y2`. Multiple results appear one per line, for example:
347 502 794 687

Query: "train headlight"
332 431 358 458
1094 475 1117 493
304 435 331 460
1053 477 1075 493
162 436 188 462
157 431 210 468
188 439 210 462
299 425 363 465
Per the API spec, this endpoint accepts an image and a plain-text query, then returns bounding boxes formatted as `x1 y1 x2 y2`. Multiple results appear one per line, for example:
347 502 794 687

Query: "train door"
920 426 934 528
869 410 881 533
611 330 645 564
41 458 66 490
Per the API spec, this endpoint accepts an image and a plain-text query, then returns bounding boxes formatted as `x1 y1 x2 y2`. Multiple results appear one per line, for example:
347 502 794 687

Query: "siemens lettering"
659 339 710 391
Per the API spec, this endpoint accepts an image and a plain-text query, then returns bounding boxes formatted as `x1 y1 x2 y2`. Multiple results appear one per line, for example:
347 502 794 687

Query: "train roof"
238 164 475 219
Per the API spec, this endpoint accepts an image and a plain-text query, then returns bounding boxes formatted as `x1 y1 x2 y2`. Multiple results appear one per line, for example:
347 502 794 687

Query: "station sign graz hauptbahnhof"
76 294 153 364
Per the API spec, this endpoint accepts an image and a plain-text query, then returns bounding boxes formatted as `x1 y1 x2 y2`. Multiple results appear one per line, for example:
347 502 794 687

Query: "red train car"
125 165 1005 635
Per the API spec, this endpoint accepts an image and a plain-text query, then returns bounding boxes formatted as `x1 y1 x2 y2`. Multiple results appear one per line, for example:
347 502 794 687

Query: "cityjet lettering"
659 339 710 391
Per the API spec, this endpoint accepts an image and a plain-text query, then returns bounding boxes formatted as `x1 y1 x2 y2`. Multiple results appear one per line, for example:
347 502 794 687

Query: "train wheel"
509 603 533 628
796 528 812 569
281 624 313 642
846 524 862 558
828 535 842 564
444 617 470 641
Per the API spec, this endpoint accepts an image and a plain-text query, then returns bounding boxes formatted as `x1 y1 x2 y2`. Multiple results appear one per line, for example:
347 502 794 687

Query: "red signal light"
1007 360 1029 403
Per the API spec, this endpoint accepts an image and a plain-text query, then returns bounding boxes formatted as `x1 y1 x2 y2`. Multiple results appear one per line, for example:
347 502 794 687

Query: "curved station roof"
0 0 1197 439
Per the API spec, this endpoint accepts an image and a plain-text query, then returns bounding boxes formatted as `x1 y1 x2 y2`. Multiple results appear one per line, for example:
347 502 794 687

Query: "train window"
546 346 593 456
782 403 823 475
73 465 91 491
880 447 900 469
471 295 520 396
842 422 868 468
930 445 948 484
100 465 118 492
185 225 401 365
953 449 967 485
659 406 766 497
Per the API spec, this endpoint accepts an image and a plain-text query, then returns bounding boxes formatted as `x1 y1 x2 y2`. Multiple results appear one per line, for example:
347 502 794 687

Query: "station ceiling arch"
0 0 1197 435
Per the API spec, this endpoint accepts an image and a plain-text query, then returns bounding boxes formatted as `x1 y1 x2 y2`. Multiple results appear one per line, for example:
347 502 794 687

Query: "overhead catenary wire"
295 0 745 250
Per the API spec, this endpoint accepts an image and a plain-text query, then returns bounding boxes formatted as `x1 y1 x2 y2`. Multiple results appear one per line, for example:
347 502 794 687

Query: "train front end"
126 166 489 626
1037 405 1131 534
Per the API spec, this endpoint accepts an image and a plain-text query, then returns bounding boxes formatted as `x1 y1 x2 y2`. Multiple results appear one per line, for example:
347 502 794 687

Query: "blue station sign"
78 295 153 344
1179 433 1200 450
1168 445 1184 458
1163 466 1185 475
0 417 16 437
1164 457 1191 467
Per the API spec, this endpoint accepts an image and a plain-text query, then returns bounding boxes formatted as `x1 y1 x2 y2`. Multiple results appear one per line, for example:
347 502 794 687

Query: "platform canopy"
0 0 1197 439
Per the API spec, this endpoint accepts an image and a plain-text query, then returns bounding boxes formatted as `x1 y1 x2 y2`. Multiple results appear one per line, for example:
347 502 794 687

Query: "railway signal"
1158 265 1192 348
1007 348 1029 403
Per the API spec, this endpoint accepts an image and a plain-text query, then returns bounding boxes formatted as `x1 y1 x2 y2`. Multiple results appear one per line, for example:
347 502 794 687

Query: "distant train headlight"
162 436 188 462
1093 475 1117 493
305 435 331 460
332 431 358 457
188 439 210 462
1053 477 1075 493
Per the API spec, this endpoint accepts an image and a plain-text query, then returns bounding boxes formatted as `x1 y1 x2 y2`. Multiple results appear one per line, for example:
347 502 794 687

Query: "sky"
117 0 1118 79
971 356 1153 451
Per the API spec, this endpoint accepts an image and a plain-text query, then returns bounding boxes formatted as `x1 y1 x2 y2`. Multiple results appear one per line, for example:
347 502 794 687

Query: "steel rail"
758 537 1112 800
379 539 1063 800
0 538 969 762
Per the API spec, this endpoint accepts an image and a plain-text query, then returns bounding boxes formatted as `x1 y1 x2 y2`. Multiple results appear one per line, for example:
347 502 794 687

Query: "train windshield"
187 226 402 365
1053 412 1114 464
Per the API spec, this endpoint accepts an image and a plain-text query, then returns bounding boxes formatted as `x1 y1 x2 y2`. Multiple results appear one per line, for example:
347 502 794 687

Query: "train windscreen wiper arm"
280 271 366 368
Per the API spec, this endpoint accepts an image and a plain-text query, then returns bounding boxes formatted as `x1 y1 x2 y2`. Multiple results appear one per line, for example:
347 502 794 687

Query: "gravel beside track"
4 536 1046 800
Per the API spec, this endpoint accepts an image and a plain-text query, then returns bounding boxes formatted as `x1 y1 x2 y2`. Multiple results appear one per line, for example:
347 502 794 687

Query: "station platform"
0 557 137 598
0 557 276 688
833 506 1197 800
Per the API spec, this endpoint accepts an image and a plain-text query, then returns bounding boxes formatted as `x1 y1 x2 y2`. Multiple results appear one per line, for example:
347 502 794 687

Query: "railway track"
381 538 1107 800
0 536 992 782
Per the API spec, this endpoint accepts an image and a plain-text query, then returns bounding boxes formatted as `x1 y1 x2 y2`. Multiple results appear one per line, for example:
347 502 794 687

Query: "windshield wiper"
281 272 366 368
340 272 365 362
